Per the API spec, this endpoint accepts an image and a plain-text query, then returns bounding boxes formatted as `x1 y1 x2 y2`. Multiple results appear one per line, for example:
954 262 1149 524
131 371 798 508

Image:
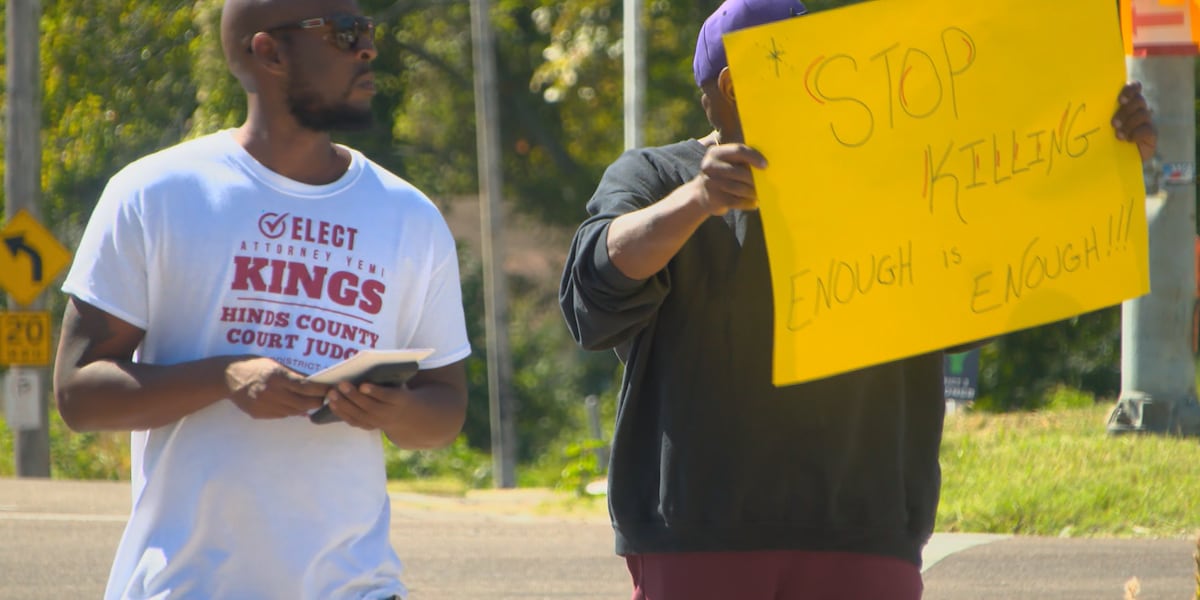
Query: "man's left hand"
321 360 467 449
325 381 409 431
1113 81 1157 163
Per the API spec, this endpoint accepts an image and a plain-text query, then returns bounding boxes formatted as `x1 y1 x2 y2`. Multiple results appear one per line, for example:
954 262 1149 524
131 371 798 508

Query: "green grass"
387 476 472 497
938 402 1200 538
0 408 130 479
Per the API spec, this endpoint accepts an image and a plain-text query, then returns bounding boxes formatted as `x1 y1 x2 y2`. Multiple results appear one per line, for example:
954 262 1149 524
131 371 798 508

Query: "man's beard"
285 76 374 132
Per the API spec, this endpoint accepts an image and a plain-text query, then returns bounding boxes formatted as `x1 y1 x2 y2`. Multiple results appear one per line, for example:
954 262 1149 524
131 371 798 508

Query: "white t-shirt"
62 130 471 600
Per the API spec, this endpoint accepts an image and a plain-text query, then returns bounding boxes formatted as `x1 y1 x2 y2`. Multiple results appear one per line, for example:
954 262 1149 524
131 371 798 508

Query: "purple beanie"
693 0 807 87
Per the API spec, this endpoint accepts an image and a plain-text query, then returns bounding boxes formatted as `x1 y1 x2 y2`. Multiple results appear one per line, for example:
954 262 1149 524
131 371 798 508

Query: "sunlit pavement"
1 478 1194 599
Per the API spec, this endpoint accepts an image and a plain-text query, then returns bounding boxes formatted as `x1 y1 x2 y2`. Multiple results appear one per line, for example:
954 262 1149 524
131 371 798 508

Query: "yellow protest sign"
724 0 1148 386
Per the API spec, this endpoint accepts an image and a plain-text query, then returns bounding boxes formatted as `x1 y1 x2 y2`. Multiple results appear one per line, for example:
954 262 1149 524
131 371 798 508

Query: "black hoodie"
560 139 945 567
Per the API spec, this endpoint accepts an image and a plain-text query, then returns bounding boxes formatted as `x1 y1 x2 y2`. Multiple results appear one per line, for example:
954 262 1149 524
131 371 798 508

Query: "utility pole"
469 0 517 487
4 0 51 476
623 0 646 150
1109 0 1200 435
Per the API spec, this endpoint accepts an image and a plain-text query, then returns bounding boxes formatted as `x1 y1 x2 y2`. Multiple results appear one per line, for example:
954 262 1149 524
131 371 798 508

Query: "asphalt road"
1 478 1196 599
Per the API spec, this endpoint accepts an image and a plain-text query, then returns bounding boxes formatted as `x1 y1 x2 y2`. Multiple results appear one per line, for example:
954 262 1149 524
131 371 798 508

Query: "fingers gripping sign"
696 143 769 216
1112 81 1157 163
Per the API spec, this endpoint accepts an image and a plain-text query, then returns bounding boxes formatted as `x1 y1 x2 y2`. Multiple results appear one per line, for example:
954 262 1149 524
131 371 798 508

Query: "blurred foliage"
188 0 246 137
0 408 130 479
0 413 11 476
553 438 608 497
977 307 1122 412
39 0 201 236
458 247 619 466
384 435 492 488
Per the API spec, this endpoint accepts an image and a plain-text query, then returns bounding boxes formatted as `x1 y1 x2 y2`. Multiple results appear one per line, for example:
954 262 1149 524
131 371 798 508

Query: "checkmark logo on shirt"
259 212 289 239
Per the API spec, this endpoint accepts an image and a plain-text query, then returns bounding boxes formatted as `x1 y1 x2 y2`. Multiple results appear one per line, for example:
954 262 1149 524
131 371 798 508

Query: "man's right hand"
225 358 328 419
603 142 770 280
694 143 768 216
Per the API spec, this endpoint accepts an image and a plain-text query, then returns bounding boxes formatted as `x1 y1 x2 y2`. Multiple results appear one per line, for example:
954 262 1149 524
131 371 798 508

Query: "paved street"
923 536 1197 599
1 478 1196 599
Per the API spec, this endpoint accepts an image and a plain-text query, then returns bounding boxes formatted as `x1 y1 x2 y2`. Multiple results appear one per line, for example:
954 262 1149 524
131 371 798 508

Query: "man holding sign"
559 0 1156 598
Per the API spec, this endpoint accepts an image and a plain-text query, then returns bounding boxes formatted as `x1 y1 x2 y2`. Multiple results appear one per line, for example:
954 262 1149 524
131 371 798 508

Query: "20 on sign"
1 312 51 366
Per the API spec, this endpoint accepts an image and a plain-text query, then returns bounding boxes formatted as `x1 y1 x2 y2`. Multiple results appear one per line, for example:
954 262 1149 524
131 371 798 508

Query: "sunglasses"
262 14 375 52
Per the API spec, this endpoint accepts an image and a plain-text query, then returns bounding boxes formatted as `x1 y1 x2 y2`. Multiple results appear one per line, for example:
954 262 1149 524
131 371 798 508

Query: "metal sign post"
4 0 52 476
1110 0 1200 434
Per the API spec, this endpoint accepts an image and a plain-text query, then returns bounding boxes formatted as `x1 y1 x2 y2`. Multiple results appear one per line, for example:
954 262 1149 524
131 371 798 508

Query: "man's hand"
1113 81 1157 163
225 357 327 419
694 143 768 216
324 381 409 431
322 361 467 448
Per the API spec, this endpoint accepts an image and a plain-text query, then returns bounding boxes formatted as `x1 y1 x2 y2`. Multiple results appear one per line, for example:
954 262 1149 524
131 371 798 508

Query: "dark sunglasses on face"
261 14 375 52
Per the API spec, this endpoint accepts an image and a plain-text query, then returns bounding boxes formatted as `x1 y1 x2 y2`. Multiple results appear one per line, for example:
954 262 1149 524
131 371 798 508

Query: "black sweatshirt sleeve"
559 149 677 351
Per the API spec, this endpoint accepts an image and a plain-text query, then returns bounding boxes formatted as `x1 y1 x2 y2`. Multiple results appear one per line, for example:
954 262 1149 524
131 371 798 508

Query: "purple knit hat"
693 0 807 87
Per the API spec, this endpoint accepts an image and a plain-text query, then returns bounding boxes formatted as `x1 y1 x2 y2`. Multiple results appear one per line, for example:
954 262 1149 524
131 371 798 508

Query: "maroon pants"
626 550 923 600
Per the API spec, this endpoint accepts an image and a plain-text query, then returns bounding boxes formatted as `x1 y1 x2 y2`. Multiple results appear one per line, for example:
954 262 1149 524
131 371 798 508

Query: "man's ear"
248 32 288 76
718 67 736 104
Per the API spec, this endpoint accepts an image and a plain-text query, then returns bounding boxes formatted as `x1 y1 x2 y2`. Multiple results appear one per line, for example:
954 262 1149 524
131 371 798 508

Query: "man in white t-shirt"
52 1 469 598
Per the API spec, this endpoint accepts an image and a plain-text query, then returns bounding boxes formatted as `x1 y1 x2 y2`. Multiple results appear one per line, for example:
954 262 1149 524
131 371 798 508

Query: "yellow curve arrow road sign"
0 210 73 307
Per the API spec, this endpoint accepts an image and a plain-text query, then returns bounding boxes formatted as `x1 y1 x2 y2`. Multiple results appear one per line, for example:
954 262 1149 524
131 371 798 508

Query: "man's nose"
355 36 377 62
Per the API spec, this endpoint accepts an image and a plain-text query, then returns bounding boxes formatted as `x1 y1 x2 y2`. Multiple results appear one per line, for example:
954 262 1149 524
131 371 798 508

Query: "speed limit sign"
1 311 51 366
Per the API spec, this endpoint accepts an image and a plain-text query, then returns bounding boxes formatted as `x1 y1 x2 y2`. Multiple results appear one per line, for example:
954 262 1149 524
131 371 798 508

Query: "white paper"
304 348 434 384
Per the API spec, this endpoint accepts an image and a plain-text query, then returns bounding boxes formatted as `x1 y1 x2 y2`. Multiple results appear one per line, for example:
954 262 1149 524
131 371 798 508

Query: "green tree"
979 308 1123 411
38 0 200 234
188 0 245 137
